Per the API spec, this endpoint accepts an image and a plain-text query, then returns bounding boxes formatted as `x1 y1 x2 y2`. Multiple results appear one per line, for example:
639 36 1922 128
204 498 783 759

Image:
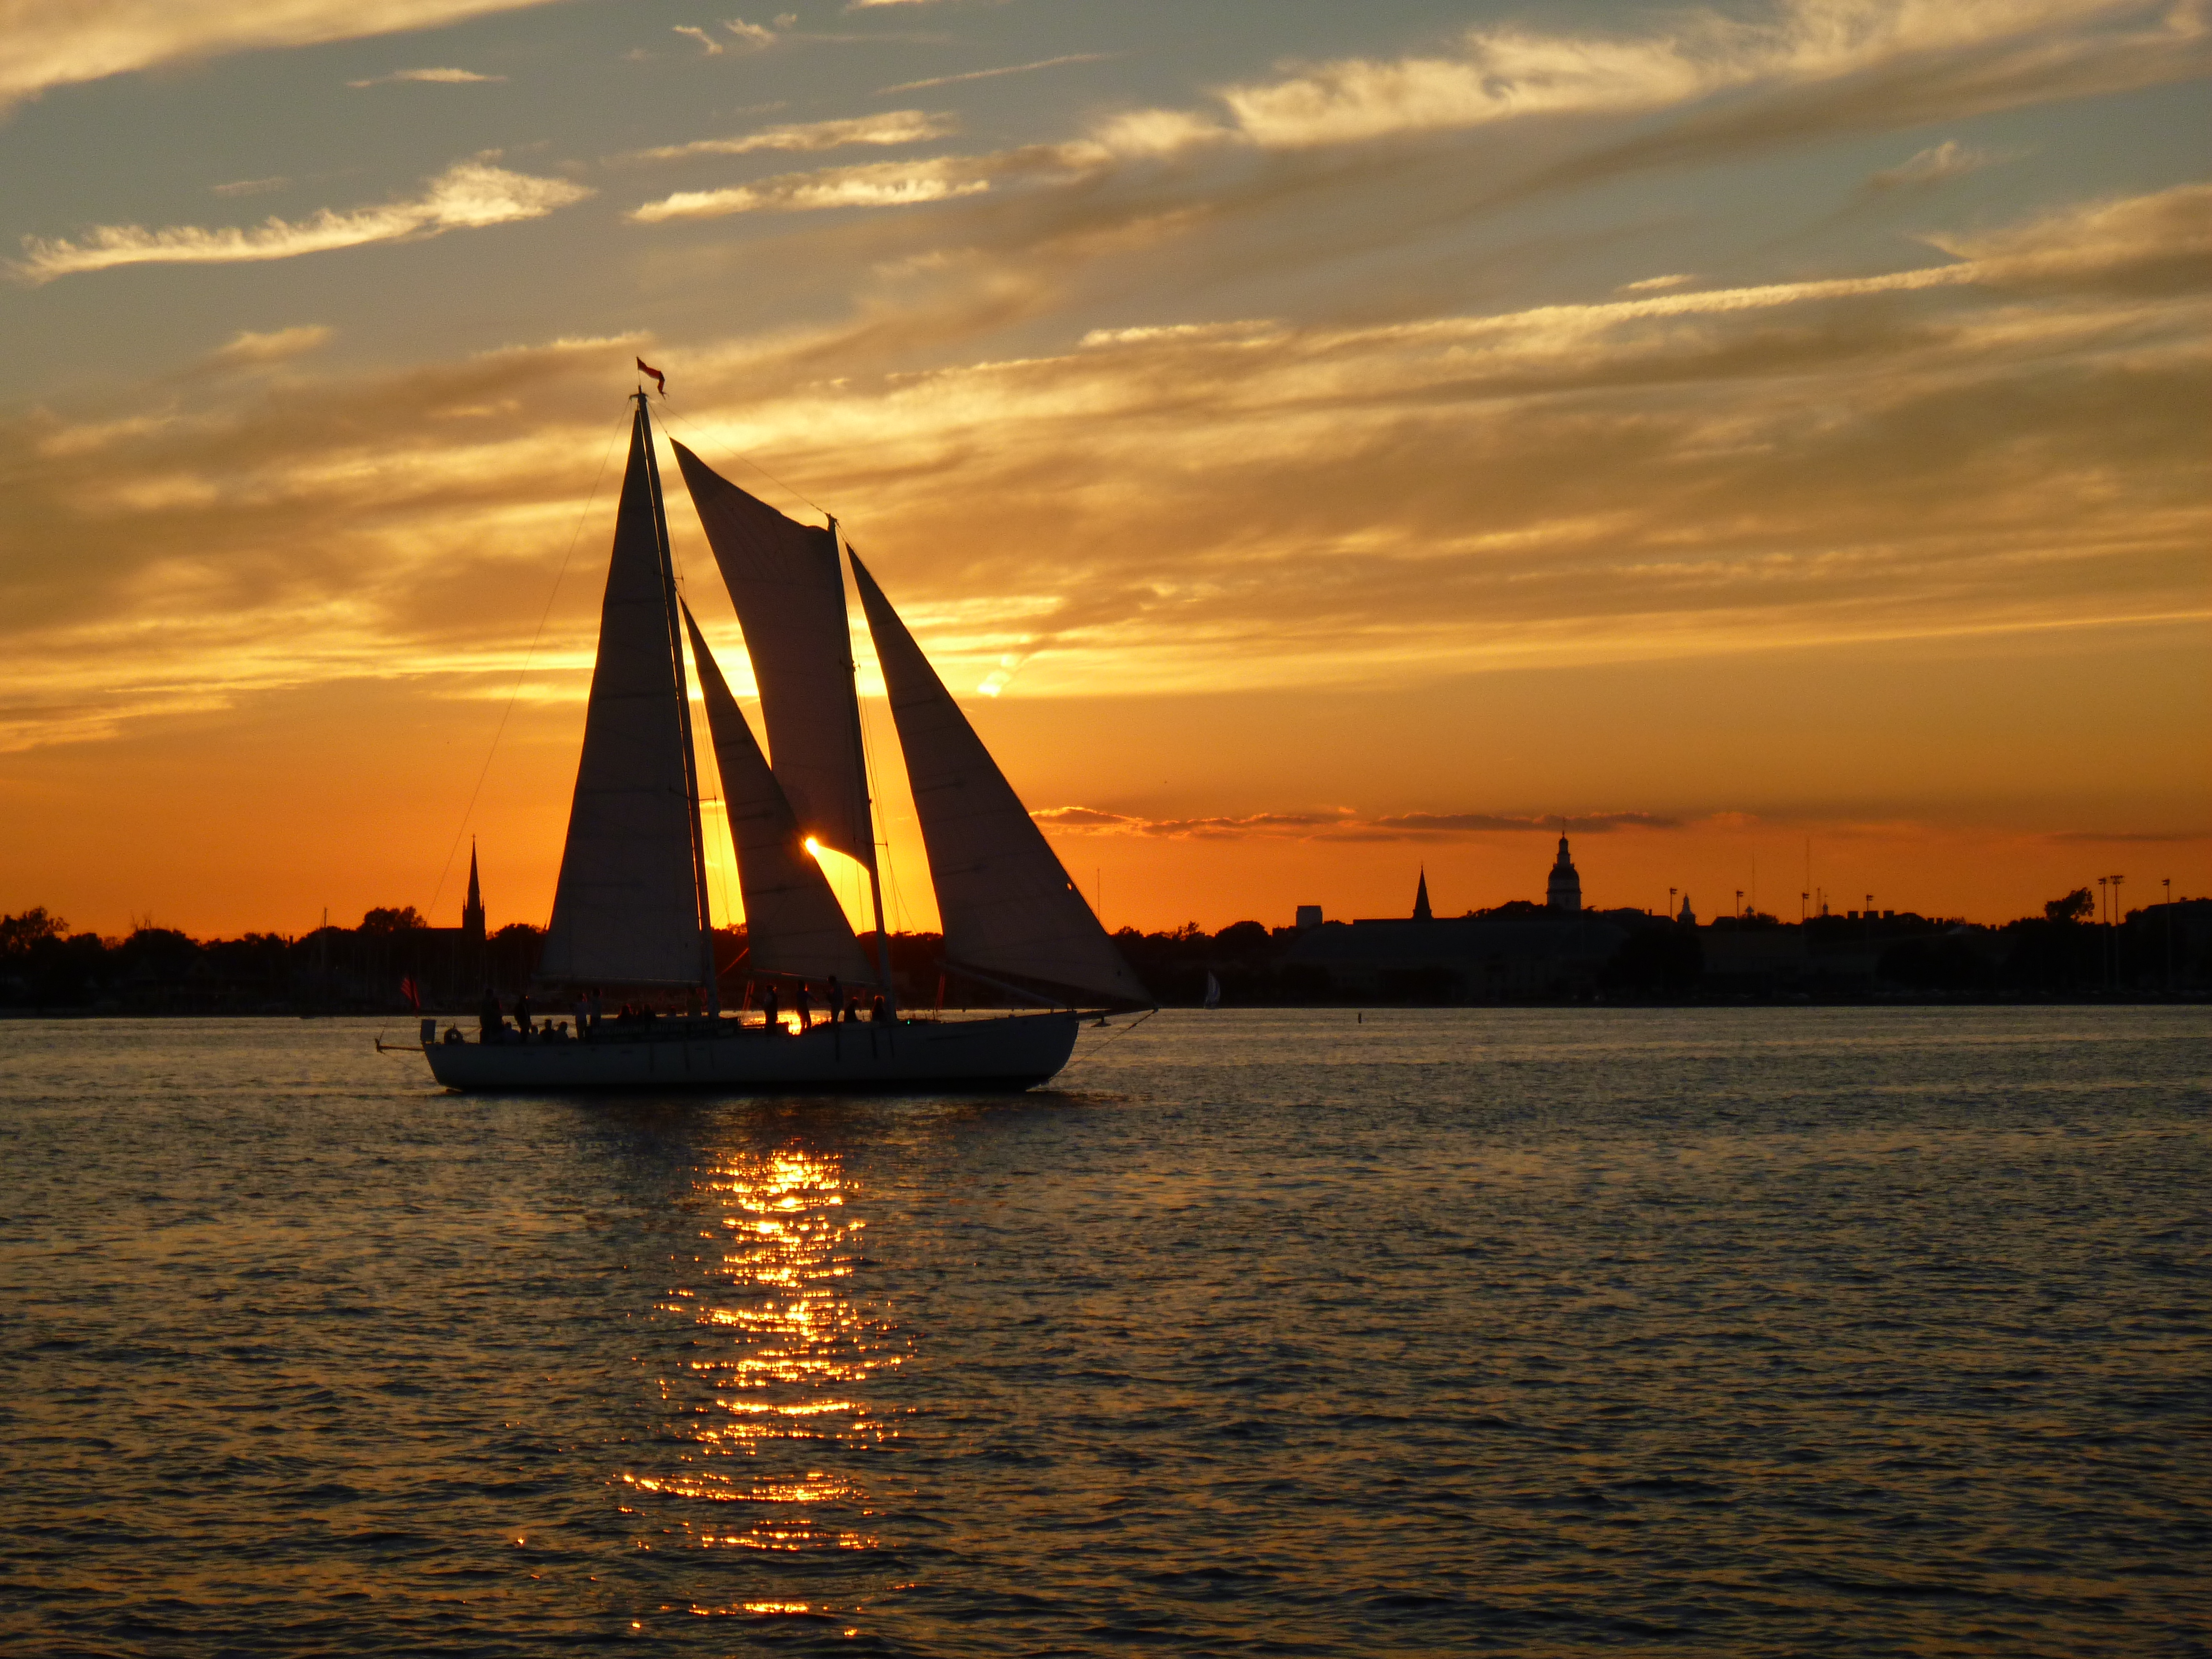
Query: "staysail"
671 444 874 865
684 605 875 987
849 551 1150 1008
538 399 708 987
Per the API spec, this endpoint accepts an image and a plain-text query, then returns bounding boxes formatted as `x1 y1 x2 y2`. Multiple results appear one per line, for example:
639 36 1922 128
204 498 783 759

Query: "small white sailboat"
1202 971 1222 1010
421 389 1148 1092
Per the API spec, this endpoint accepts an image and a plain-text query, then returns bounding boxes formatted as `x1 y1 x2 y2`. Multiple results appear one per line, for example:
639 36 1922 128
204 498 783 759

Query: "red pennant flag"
400 975 421 1010
636 357 666 396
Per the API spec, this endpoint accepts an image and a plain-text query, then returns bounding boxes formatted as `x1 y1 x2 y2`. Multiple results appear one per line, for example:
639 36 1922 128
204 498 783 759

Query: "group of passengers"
754 975 888 1033
459 977 890 1044
469 986 632 1045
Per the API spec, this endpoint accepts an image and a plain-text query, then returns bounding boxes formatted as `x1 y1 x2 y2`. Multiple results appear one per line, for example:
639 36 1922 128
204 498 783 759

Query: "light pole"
1800 891 1809 924
1735 889 1744 920
2112 873 2126 989
2164 877 2174 992
2098 877 2110 992
1668 887 1676 924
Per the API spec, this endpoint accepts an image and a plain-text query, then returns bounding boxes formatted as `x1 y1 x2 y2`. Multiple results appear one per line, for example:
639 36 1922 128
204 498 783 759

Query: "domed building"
1546 835 1582 913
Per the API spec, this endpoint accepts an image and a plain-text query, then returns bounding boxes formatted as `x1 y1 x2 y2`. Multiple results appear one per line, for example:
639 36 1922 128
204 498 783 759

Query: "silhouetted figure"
828 976 842 1023
761 987 780 1031
589 987 603 1031
871 993 887 1022
796 987 813 1030
515 991 533 1035
478 986 502 1044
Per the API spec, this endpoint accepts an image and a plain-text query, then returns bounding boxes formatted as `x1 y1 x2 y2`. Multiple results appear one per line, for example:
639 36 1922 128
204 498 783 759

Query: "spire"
1413 866 1432 922
1546 833 1582 913
462 839 486 946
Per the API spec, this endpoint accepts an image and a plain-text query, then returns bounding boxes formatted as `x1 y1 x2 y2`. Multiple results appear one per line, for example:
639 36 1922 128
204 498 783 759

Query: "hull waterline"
419 1011 1083 1093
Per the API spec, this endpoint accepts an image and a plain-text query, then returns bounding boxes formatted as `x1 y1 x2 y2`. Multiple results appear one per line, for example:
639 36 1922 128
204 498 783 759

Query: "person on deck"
760 987 780 1031
795 987 812 1030
871 993 887 1022
515 991 533 1036
478 986 502 1044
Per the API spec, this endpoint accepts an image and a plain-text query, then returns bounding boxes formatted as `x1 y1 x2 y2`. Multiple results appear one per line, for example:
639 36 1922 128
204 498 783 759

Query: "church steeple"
462 839 486 947
1412 866 1432 922
1546 833 1582 913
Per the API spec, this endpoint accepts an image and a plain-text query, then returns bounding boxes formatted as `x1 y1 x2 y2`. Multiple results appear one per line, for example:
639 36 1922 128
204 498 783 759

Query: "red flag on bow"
400 975 421 1010
636 358 666 396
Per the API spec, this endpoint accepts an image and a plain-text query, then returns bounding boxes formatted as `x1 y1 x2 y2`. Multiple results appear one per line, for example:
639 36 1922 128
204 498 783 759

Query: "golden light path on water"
618 1142 909 1623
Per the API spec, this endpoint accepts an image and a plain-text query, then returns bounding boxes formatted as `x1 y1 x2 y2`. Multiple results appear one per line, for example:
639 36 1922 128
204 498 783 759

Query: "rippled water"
2 1008 2206 1656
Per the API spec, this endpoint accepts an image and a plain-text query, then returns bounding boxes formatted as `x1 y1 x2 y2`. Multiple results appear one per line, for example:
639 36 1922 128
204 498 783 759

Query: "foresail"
684 606 874 987
538 405 705 988
671 443 874 864
849 552 1151 1009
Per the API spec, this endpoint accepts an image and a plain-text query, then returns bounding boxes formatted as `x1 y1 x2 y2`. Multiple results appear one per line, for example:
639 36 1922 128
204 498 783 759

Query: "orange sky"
1 1 2206 939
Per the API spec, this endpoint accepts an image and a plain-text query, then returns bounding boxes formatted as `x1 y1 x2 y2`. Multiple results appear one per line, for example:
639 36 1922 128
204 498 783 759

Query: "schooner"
420 389 1148 1091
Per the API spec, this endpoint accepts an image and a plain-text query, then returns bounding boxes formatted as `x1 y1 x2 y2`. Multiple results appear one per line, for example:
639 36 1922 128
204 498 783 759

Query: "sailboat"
420 390 1150 1092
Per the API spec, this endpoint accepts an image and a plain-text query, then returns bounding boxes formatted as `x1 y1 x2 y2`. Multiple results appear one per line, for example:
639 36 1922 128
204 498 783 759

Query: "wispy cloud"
878 52 1118 96
630 156 998 221
347 65 505 87
672 24 722 55
12 161 593 284
1618 273 1697 293
210 176 288 198
1214 0 2209 151
1032 806 1680 841
2 0 565 112
206 325 333 367
623 110 956 164
1868 139 2006 190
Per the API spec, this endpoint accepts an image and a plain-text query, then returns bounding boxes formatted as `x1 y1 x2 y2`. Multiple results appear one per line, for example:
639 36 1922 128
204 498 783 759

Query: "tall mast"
830 516 897 1013
637 390 719 1014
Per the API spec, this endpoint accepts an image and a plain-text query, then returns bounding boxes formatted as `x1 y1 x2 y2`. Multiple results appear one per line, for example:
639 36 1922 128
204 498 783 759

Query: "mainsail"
538 400 708 988
849 551 1150 1008
683 605 874 987
671 443 874 865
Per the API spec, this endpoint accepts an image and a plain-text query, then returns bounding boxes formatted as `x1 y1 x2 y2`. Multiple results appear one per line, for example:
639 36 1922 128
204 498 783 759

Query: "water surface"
2 1008 2206 1655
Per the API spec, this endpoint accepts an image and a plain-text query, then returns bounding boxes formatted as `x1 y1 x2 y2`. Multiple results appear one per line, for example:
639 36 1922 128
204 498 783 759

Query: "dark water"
2 1008 2206 1657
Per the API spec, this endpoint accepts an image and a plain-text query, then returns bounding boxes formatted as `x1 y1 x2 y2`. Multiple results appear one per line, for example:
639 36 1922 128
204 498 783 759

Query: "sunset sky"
2 0 2206 939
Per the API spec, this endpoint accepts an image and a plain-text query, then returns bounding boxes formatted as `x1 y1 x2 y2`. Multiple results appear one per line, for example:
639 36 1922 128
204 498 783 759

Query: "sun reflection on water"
622 1142 906 1558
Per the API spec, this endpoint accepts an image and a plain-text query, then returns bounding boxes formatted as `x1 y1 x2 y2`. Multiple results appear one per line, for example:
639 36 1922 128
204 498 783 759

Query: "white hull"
420 1011 1082 1093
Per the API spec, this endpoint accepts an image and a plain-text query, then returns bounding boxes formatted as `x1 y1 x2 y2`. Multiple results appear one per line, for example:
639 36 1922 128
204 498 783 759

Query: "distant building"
1676 893 1697 926
1413 868 1433 922
1295 905 1324 930
1546 836 1582 913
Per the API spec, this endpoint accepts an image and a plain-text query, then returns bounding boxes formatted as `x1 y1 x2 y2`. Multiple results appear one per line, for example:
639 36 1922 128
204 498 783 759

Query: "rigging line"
1055 1007 1159 1077
653 401 838 530
851 670 905 935
422 406 627 928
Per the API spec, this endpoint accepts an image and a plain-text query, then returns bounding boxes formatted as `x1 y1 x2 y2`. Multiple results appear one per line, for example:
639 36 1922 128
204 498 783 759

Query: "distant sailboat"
1202 972 1222 1010
421 390 1148 1091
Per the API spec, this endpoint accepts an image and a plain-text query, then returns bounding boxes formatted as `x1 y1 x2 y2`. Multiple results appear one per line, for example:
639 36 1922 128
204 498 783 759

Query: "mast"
830 516 897 1013
637 390 718 1014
